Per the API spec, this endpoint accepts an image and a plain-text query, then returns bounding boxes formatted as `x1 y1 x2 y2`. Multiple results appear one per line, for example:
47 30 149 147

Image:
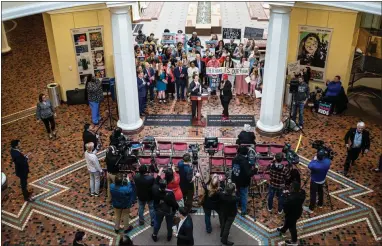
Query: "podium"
190 95 208 127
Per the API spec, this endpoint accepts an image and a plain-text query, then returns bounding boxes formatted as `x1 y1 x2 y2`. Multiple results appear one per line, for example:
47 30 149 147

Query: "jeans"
292 101 305 127
89 101 101 124
220 214 235 243
344 148 361 173
176 82 186 99
267 186 284 212
280 216 298 242
114 207 130 230
153 210 174 237
138 200 155 224
41 116 56 134
204 208 221 233
89 171 101 194
237 186 249 213
309 181 324 210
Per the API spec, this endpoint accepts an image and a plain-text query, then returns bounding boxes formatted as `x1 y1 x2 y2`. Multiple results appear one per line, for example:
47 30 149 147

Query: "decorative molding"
306 1 382 15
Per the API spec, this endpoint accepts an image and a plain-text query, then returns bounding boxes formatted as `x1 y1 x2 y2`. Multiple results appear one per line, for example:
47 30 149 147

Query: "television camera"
188 143 200 165
282 143 300 165
312 140 334 160
204 137 219 156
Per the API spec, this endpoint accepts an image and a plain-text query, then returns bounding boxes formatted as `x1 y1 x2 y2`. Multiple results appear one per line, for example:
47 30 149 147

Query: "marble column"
109 4 143 132
256 4 292 135
2 22 11 54
131 2 141 22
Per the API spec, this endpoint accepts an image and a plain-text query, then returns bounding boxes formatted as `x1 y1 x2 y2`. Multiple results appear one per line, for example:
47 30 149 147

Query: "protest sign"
205 40 218 48
206 67 249 75
244 27 264 40
222 28 241 40
161 33 176 44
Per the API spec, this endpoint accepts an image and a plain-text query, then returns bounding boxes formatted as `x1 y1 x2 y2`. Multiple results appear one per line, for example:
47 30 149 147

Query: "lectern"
190 95 208 127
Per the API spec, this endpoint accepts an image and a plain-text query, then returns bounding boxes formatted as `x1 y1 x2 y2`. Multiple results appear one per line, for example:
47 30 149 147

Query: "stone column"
108 4 143 132
2 22 11 54
256 4 292 135
131 2 141 22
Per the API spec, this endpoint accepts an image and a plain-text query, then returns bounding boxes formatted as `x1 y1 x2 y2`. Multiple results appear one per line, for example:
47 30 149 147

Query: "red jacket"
167 172 183 201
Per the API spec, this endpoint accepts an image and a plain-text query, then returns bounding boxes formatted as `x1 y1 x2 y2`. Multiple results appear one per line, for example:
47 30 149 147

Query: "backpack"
247 147 256 166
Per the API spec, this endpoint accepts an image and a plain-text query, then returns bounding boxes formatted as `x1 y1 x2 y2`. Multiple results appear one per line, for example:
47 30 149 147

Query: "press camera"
282 143 300 165
312 140 334 160
188 143 200 165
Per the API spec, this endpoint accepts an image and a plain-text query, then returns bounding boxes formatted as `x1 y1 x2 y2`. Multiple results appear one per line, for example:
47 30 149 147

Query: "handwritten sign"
287 61 301 75
206 67 249 75
244 27 264 40
205 40 218 48
317 101 332 116
222 28 241 40
161 33 176 44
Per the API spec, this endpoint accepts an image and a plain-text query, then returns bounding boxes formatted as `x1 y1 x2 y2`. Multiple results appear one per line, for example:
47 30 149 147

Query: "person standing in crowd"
244 39 254 59
165 166 184 207
202 174 222 233
174 60 188 101
343 122 370 177
134 165 155 226
225 39 237 57
236 124 256 145
156 63 167 103
215 40 225 58
164 61 176 100
268 153 291 214
303 149 331 214
206 55 221 88
85 77 103 125
105 146 119 203
110 173 135 234
135 30 146 44
234 57 248 95
210 34 218 41
291 76 309 128
144 62 156 104
187 32 201 48
173 207 194 246
219 74 233 120
181 53 189 67
173 42 185 59
82 123 97 152
73 231 90 246
36 93 57 139
134 45 144 57
322 75 342 114
10 140 34 202
232 146 256 216
178 153 199 213
137 71 147 117
152 170 179 242
222 56 235 86
187 62 199 86
85 142 103 197
302 67 311 84
220 182 239 246
277 182 306 246
189 75 202 119
233 43 244 60
195 54 206 86
147 52 160 65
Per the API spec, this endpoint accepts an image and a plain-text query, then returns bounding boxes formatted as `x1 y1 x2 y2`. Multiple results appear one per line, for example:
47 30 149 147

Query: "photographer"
231 146 257 216
303 149 331 214
110 173 135 234
267 153 291 214
202 174 222 233
236 124 256 145
178 153 199 214
277 182 306 246
109 127 124 147
220 182 239 246
105 146 120 202
134 165 155 226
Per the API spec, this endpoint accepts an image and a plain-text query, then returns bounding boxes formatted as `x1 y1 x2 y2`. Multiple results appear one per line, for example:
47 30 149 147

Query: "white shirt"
176 216 188 237
187 67 199 78
85 151 102 173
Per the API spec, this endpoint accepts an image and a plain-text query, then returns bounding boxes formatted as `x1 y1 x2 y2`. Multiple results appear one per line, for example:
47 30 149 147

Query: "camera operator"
134 165 155 226
231 146 257 216
178 153 200 214
277 182 306 246
105 146 120 202
83 123 97 152
267 153 291 214
110 173 135 234
303 149 331 214
236 124 256 145
109 127 124 147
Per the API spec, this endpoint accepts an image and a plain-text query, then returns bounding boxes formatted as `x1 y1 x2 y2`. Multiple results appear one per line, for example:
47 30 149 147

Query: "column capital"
107 2 131 14
268 2 294 14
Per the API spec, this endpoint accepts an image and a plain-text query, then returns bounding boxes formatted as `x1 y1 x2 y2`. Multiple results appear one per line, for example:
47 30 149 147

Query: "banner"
287 61 301 76
317 101 332 116
244 27 264 40
205 40 218 48
72 26 105 85
206 67 250 75
222 28 241 40
161 33 176 44
296 25 333 81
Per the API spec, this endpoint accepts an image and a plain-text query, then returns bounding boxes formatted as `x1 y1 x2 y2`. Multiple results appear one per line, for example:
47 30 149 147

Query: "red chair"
270 144 284 156
142 141 156 153
255 144 270 156
172 142 188 154
157 141 172 154
225 157 234 170
210 157 225 173
223 145 238 157
257 157 273 167
155 156 171 167
138 155 152 165
171 156 183 167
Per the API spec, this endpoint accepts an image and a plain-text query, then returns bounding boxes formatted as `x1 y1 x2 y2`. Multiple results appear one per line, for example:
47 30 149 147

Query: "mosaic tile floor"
1 12 381 246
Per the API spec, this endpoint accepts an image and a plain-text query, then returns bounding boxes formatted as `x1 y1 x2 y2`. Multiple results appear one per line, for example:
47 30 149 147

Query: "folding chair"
142 141 156 154
205 142 224 156
252 157 272 195
155 155 171 168
138 155 152 165
172 142 188 155
223 145 238 158
210 157 225 174
257 157 273 167
269 144 284 156
255 144 270 156
171 156 183 171
157 141 173 155
225 157 234 171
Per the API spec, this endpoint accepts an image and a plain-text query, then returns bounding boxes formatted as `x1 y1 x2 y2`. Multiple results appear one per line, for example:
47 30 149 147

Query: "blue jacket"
110 182 135 209
308 158 331 183
178 161 194 191
174 66 188 84
326 81 342 97
137 77 147 97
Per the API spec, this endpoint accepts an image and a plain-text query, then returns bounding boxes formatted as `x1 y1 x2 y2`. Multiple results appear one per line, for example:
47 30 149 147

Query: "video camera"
204 137 218 156
282 143 300 165
188 143 200 165
312 140 334 160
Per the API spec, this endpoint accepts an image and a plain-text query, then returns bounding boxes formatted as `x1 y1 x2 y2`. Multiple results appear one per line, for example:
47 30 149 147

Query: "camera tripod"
301 174 333 210
248 184 261 221
97 79 118 131
283 92 305 135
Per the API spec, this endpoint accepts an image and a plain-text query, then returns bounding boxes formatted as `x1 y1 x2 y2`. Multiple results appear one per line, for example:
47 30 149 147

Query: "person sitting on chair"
236 124 256 145
322 75 346 114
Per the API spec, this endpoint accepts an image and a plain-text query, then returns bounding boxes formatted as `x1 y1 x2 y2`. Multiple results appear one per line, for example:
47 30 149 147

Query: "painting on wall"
296 25 333 81
71 26 105 85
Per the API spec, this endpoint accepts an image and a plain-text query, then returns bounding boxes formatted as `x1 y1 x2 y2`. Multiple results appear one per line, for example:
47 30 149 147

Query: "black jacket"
219 80 233 101
219 193 239 217
203 184 221 210
134 173 155 201
344 128 370 152
83 130 97 151
283 189 306 220
152 177 179 214
189 81 202 96
10 149 29 178
232 154 255 187
177 216 194 246
195 59 206 75
105 151 121 174
236 131 256 145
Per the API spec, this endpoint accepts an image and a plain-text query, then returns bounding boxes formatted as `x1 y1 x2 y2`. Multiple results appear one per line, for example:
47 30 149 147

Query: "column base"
255 120 284 137
2 46 11 54
117 119 144 135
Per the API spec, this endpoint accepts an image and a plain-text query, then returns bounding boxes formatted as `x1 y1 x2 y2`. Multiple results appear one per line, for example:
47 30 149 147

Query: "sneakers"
278 209 283 215
89 193 94 197
151 234 158 242
221 240 234 246
285 239 298 245
49 133 53 139
277 228 286 238
241 212 248 217
267 205 272 212
303 206 313 214
94 193 100 197
139 220 145 226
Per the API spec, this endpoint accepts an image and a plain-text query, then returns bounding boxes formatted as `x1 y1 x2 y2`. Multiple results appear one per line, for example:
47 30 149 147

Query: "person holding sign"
156 63 168 103
224 39 237 58
222 56 235 86
220 74 233 120
189 74 202 119
187 32 201 49
215 40 225 58
235 57 249 95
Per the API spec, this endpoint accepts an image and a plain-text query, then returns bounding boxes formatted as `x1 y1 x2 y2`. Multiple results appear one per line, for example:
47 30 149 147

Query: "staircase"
349 52 382 90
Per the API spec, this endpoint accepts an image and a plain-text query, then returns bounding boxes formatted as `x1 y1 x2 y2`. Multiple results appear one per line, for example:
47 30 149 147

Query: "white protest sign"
206 67 249 75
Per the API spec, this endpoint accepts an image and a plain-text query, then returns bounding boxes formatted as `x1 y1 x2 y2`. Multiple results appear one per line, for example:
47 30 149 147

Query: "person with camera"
202 174 222 233
178 153 199 214
83 123 97 152
85 142 103 197
231 146 257 216
236 124 256 145
105 146 120 202
268 153 291 214
343 122 370 177
110 173 135 234
303 149 331 214
291 76 309 128
173 207 194 246
277 182 306 246
134 165 156 226
220 182 239 246
165 166 184 207
109 127 124 147
152 168 179 242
